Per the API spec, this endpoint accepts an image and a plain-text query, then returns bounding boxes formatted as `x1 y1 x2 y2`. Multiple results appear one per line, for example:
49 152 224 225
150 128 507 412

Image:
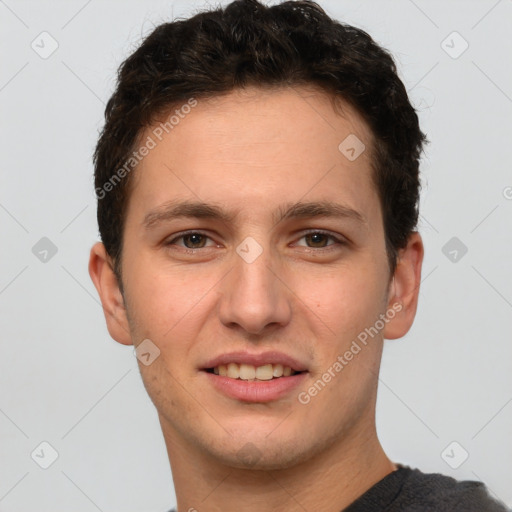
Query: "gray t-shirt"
166 463 510 511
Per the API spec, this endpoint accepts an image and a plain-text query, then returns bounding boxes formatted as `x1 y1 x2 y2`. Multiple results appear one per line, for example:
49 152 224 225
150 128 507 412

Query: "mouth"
200 351 309 402
203 363 304 380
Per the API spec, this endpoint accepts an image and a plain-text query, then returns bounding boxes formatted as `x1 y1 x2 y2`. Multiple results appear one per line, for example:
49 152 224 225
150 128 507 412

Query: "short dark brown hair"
93 0 428 284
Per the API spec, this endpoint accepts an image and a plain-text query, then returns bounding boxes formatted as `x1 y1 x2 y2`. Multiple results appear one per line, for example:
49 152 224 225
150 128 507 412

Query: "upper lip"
202 351 308 372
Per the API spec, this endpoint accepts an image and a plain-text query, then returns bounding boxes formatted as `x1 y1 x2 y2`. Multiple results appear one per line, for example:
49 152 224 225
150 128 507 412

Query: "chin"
208 432 315 471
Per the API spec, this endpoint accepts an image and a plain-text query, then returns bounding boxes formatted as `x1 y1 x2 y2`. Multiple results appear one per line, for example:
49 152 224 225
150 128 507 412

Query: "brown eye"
296 230 345 249
166 231 215 250
304 233 330 248
181 233 207 248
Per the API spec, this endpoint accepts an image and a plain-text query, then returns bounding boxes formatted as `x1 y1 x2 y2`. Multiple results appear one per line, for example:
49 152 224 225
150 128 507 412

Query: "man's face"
113 86 401 468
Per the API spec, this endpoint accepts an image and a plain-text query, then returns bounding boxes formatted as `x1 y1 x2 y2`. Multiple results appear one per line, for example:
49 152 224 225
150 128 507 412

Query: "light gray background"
1 0 511 510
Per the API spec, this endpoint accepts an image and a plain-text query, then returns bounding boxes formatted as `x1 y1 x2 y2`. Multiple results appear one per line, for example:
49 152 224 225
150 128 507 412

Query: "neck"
161 413 396 512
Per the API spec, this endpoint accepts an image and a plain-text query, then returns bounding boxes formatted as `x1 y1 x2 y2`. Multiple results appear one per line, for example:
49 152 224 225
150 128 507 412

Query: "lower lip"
202 371 308 402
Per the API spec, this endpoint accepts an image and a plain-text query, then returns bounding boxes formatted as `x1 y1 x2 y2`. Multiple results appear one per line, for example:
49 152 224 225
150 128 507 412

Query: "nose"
217 243 292 336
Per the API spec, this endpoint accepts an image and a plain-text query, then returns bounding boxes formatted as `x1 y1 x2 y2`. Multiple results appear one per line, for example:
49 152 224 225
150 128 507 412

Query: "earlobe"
88 242 133 345
382 232 424 340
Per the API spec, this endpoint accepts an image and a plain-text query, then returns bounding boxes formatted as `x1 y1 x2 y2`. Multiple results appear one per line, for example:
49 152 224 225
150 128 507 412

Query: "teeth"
239 363 255 380
272 364 283 377
211 363 298 380
256 364 274 380
227 363 239 379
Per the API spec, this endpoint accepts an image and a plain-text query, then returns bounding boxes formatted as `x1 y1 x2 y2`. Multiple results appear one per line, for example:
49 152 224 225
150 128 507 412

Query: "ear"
382 231 424 340
88 241 132 345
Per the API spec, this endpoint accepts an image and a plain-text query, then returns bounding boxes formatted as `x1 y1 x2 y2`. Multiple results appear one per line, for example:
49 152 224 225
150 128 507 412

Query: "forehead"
128 85 381 228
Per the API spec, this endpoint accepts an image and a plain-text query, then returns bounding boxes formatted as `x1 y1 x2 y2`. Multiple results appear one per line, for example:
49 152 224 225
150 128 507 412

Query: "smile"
206 363 300 380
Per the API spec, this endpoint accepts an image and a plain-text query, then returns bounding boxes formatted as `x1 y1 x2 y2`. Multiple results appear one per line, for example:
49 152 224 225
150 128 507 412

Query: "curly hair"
93 0 428 283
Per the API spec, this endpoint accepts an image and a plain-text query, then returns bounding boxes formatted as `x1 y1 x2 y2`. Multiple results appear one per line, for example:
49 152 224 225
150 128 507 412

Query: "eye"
295 230 346 249
166 231 216 250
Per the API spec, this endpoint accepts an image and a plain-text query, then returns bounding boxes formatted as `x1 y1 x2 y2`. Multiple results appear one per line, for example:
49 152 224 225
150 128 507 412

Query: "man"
88 0 510 510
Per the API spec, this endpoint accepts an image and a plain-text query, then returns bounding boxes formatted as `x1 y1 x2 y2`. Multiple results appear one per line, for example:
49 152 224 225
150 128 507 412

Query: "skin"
89 85 424 512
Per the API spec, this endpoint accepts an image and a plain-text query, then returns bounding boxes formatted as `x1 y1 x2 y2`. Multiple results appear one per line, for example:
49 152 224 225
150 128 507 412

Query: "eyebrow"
142 199 368 229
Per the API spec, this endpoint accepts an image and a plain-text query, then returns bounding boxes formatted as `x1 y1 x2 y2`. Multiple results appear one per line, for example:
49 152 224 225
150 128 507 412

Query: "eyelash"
165 229 346 253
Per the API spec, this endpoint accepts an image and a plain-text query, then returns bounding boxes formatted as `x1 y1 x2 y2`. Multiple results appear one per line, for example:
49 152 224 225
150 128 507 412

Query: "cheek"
298 264 384 335
125 274 175 336
123 253 188 324
123 261 218 359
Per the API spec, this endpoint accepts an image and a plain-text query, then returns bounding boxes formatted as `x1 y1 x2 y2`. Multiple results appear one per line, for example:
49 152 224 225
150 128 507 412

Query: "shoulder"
397 465 510 511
